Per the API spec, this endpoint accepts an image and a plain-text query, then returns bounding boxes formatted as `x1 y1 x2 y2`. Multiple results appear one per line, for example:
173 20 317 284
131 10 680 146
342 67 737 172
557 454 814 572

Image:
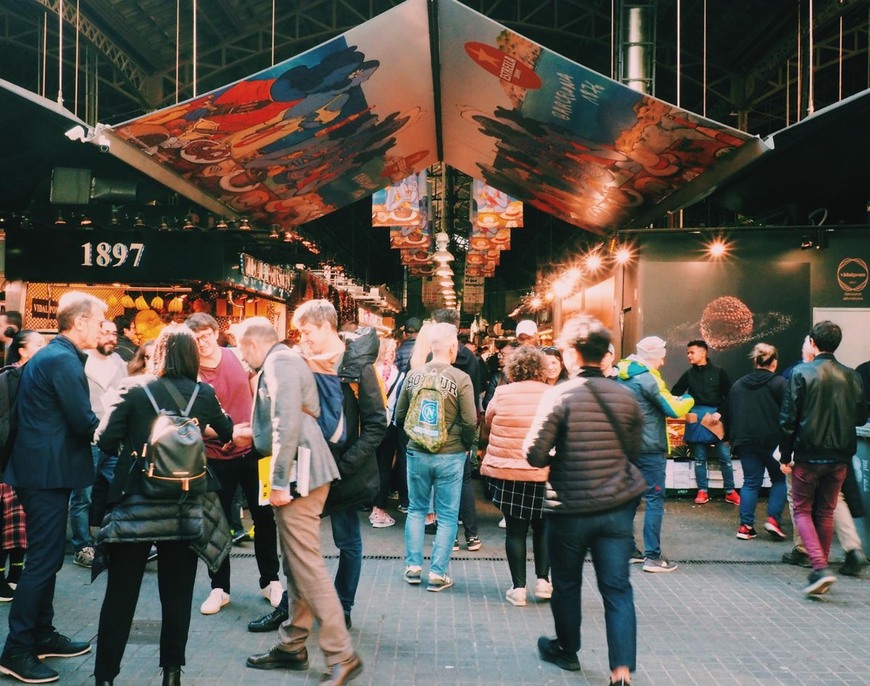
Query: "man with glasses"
1 292 105 684
68 321 128 569
184 314 283 616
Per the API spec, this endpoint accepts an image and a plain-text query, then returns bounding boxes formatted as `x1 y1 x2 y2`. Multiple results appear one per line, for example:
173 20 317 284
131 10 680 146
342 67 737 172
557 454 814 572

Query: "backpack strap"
143 379 200 417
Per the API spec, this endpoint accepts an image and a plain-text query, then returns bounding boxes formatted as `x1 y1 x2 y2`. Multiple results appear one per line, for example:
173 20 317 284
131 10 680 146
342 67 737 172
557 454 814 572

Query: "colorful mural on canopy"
111 0 437 230
438 0 763 234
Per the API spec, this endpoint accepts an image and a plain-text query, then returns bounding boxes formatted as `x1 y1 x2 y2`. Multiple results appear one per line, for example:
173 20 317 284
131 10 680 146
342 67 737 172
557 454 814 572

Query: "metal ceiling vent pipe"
620 2 656 95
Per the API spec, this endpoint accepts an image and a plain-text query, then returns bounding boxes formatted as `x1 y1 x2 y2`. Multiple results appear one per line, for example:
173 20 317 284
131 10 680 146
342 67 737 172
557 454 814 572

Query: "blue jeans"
735 445 786 527
635 453 666 560
330 507 362 613
404 449 464 577
691 440 734 492
69 446 117 551
546 500 638 671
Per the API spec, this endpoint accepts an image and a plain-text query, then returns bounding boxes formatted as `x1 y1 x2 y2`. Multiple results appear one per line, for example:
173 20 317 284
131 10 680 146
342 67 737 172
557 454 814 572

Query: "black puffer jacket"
779 353 868 463
323 327 387 515
524 372 646 514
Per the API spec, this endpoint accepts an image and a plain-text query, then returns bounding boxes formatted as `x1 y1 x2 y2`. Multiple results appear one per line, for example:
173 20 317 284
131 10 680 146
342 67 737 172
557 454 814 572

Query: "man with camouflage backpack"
395 323 477 592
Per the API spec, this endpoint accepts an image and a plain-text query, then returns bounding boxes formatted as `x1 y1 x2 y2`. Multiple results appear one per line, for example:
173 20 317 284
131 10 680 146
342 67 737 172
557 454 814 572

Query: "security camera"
65 125 87 142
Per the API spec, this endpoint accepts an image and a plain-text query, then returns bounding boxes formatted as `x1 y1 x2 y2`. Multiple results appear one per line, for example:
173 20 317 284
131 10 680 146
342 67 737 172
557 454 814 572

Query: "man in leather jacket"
779 320 868 595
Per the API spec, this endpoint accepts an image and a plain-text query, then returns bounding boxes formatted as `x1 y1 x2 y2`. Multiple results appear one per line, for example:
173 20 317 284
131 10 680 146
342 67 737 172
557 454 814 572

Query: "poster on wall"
639 261 812 386
111 0 436 230
438 0 764 234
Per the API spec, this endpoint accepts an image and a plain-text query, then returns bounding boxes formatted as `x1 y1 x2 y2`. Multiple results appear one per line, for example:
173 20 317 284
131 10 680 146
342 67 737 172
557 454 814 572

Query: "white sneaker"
534 578 553 600
505 587 527 606
262 580 283 608
200 588 230 615
498 517 506 529
371 512 396 528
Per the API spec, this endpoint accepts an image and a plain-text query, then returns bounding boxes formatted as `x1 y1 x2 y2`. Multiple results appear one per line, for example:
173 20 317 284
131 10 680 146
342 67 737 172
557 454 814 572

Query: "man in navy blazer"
1 292 105 684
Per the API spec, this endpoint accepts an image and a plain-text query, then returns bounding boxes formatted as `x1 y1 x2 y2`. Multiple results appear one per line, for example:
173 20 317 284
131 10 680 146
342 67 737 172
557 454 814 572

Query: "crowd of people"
0 296 867 686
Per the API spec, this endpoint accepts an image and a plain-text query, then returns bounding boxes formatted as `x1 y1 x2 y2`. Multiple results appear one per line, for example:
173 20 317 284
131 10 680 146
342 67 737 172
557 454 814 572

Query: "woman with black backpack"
92 325 234 686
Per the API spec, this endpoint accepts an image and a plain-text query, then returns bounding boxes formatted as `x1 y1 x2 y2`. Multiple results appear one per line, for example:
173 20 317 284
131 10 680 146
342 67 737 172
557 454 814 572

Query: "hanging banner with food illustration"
470 180 523 230
373 170 427 227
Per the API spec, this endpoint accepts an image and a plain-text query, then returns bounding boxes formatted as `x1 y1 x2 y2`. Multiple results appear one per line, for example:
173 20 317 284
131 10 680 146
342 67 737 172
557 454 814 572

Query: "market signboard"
4 227 225 283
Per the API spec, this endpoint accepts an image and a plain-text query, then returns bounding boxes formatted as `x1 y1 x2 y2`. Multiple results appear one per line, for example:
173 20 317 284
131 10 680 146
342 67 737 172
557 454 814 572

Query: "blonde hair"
749 343 777 368
427 322 458 355
292 299 337 331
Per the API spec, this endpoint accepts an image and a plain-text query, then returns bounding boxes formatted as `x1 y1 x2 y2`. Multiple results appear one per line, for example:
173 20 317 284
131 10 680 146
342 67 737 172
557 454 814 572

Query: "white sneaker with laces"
534 578 553 600
262 580 283 608
505 587 527 606
200 588 230 615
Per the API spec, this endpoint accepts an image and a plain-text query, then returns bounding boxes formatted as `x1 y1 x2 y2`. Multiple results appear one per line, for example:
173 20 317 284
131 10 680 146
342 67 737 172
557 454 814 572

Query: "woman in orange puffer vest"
480 345 552 607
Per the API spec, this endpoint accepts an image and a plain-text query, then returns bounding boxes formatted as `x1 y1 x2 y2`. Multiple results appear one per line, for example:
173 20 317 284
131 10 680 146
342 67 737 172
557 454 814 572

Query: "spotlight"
707 237 729 258
614 247 632 264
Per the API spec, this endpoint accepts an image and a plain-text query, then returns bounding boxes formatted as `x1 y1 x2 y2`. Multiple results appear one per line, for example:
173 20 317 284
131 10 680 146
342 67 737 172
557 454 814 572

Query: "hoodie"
722 369 786 449
616 356 694 453
302 327 387 515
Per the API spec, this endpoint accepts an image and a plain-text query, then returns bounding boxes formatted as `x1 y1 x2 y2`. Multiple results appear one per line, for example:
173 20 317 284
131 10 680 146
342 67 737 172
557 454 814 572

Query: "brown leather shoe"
320 653 363 685
246 646 309 671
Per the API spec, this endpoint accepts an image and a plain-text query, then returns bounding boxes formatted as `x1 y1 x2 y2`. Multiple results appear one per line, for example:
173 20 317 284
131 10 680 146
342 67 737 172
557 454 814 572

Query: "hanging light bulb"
239 218 251 231
215 217 228 230
269 224 281 239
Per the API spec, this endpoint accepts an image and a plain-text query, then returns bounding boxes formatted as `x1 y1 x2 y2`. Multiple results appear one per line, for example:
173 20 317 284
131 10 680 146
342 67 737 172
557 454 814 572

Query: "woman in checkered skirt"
480 345 552 607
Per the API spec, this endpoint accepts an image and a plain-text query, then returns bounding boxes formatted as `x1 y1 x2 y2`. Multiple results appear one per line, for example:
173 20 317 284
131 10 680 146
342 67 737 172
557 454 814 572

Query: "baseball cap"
403 317 422 333
516 320 538 338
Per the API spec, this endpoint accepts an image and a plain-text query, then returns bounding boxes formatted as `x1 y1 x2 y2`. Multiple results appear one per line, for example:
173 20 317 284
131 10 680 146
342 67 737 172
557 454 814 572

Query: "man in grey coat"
236 318 363 686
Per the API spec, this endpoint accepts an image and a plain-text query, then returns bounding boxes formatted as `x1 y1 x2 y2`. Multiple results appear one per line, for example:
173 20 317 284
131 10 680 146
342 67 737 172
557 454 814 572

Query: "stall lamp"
133 214 146 228
615 246 632 264
158 217 170 231
269 224 281 239
54 211 67 226
182 216 196 230
79 216 92 228
238 218 252 231
216 217 228 230
585 252 603 271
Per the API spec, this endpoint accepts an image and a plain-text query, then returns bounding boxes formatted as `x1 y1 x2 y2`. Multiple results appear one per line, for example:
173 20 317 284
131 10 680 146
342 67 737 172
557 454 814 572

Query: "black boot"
839 549 867 577
162 667 181 686
95 679 114 686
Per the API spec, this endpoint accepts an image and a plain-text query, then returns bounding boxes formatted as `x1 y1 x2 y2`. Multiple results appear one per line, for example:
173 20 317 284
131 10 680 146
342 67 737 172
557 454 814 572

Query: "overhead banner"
438 0 763 234
373 170 427 227
111 0 436 230
470 180 523 229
